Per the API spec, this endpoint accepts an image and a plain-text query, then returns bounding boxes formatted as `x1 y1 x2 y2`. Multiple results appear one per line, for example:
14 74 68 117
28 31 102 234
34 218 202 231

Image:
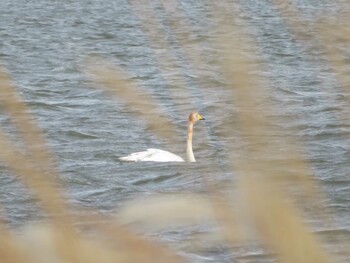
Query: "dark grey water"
1 0 349 262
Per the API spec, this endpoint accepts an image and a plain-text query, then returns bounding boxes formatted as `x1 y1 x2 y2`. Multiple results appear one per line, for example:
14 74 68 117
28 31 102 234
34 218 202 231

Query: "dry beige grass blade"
0 129 69 222
128 0 193 112
0 64 184 262
118 189 244 248
9 212 187 263
222 59 334 261
205 1 335 259
16 224 131 263
237 172 333 263
119 192 243 245
141 1 246 245
0 68 71 225
118 194 215 229
86 59 179 142
72 214 187 263
200 191 244 246
0 68 56 174
0 224 36 263
9 211 186 263
273 1 350 96
211 0 328 203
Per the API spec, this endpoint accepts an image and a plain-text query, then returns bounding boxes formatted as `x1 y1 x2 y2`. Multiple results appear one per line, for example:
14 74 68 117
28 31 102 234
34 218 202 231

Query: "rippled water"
1 0 350 262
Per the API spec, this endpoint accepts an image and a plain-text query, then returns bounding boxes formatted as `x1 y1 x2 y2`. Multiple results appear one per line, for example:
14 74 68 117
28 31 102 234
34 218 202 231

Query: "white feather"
119 148 184 162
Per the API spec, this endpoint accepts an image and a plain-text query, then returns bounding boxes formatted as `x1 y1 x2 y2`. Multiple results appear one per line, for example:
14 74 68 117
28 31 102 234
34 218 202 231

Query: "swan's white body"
119 148 184 162
119 112 204 163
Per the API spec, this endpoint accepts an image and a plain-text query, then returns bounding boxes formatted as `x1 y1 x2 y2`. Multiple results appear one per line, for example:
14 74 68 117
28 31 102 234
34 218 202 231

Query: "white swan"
119 112 205 162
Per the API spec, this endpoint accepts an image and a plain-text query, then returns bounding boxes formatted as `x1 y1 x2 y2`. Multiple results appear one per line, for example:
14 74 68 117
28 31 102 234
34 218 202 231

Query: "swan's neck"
186 121 196 162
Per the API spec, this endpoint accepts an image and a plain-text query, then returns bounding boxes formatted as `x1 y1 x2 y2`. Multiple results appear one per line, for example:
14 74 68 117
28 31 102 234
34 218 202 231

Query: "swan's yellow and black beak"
198 114 205 120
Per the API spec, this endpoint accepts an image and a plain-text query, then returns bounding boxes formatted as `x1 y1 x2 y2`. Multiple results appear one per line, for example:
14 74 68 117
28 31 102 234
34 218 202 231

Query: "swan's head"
189 112 205 123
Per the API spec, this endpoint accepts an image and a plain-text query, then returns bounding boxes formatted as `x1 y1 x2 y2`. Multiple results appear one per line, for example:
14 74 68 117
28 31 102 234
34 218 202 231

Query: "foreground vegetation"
0 1 349 262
